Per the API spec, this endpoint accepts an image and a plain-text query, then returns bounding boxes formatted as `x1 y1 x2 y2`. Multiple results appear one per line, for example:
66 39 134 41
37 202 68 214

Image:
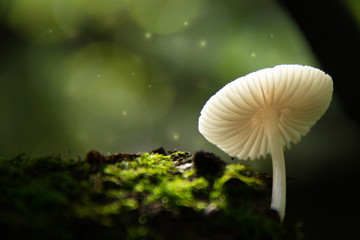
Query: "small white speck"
184 21 189 26
97 74 101 78
122 110 127 116
176 162 192 172
173 134 179 140
148 84 152 88
270 33 274 38
49 29 53 34
251 52 256 58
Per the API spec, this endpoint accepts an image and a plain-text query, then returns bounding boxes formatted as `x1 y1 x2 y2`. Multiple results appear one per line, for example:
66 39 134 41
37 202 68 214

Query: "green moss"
0 150 302 240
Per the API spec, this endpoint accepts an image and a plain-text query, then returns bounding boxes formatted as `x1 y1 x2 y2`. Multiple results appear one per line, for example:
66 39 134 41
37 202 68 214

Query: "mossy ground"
0 149 302 240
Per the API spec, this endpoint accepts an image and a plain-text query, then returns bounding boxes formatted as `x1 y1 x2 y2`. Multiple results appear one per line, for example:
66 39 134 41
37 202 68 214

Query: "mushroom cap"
198 64 333 160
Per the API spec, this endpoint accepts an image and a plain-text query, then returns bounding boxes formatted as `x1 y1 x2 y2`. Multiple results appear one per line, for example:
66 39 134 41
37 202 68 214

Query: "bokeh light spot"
217 9 316 82
199 40 207 48
127 0 204 34
144 32 152 39
7 0 64 43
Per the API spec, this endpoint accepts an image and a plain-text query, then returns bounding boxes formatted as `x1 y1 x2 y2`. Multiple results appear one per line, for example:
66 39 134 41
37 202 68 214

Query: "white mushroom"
198 64 333 221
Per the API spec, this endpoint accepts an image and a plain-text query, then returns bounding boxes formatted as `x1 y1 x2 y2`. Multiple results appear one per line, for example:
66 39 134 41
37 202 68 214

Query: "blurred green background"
1 0 359 238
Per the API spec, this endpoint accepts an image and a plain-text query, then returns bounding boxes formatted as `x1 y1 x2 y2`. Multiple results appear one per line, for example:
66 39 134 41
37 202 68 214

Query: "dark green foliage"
0 151 302 240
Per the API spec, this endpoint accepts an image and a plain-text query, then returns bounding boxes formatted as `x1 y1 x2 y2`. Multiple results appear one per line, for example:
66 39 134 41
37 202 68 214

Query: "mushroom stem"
262 108 286 222
268 131 286 221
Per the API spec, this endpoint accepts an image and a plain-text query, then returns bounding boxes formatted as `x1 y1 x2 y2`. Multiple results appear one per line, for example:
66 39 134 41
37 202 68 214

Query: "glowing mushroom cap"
199 64 333 160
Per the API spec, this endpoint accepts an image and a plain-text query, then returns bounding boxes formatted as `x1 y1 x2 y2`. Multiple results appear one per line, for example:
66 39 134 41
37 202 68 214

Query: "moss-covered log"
0 149 302 240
